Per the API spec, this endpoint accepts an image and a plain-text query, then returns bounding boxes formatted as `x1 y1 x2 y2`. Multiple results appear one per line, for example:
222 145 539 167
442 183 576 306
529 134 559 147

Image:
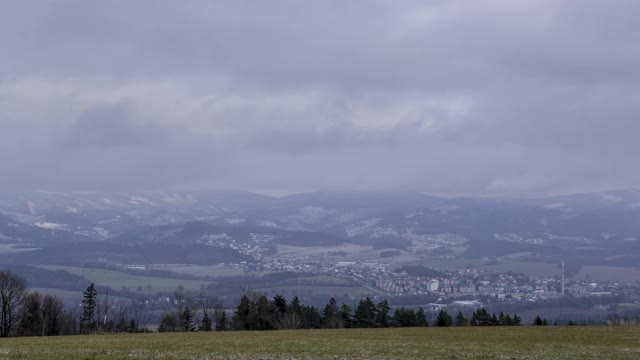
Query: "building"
427 279 440 292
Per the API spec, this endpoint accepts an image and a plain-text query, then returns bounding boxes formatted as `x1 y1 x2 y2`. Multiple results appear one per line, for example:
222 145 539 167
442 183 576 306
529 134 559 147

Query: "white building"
427 279 440 292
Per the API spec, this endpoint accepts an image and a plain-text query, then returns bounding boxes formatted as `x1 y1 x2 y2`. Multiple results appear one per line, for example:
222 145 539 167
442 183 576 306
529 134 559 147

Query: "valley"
1 190 640 324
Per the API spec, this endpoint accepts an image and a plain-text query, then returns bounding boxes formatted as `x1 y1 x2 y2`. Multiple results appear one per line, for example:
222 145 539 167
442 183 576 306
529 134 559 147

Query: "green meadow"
36 265 209 293
1 326 639 359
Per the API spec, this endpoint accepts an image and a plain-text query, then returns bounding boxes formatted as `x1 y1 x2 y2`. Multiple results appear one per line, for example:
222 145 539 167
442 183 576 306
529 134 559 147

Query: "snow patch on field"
345 218 383 237
294 207 336 224
495 233 543 245
26 200 37 215
225 218 246 224
93 227 110 239
34 222 68 230
600 193 621 202
201 233 233 242
128 196 158 206
543 202 565 209
258 221 279 228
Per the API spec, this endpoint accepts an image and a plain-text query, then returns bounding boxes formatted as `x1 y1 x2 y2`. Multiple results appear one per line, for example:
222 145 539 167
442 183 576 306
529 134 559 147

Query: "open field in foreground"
1 327 639 360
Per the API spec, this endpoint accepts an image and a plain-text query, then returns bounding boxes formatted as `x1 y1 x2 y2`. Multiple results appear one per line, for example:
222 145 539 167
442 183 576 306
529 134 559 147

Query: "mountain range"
1 190 639 267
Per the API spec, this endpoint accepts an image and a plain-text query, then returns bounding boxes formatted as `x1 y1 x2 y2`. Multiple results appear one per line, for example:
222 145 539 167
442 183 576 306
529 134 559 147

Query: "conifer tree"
289 296 302 315
392 307 417 327
375 300 391 327
216 311 227 331
322 297 341 328
183 306 196 331
491 313 498 326
455 311 468 327
471 308 491 326
233 294 252 330
435 310 452 327
200 312 212 331
273 295 287 315
322 298 339 320
255 295 277 330
340 304 352 328
300 305 321 329
498 312 505 326
533 315 543 326
513 314 521 325
80 283 97 333
354 298 377 328
470 309 479 326
416 307 429 327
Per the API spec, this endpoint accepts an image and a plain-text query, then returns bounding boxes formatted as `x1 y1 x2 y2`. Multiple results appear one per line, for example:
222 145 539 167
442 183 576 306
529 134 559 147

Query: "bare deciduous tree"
0 271 28 337
40 294 64 336
130 300 148 332
197 291 222 331
96 286 113 332
276 312 302 330
115 301 128 332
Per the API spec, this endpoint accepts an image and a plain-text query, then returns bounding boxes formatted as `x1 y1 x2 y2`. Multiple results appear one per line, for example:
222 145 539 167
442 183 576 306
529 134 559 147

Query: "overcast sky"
1 1 639 196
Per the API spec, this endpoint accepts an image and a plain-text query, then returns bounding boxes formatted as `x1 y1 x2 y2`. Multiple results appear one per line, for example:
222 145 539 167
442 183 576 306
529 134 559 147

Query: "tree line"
226 294 528 330
152 289 429 332
78 283 150 334
0 270 77 337
0 271 150 337
0 270 550 337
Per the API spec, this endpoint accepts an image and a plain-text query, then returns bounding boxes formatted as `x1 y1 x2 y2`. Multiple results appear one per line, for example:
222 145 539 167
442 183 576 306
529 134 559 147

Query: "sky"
1 0 639 196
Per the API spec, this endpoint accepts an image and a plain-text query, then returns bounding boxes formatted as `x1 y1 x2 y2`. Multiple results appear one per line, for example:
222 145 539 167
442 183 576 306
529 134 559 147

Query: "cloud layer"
1 1 639 195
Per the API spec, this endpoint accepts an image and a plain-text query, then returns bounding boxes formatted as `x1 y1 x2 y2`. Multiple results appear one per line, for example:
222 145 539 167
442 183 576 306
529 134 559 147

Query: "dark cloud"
0 1 639 195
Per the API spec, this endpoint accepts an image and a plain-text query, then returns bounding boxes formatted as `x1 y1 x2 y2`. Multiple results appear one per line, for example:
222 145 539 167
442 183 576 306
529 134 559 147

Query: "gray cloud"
0 0 639 195
67 105 165 148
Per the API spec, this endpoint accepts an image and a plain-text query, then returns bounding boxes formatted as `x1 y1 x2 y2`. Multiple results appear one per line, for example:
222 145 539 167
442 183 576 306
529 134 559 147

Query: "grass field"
30 288 85 304
0 244 40 254
273 244 426 266
29 288 133 305
277 275 355 286
571 265 640 283
409 258 487 270
37 265 209 293
273 244 382 263
1 327 639 359
150 265 249 278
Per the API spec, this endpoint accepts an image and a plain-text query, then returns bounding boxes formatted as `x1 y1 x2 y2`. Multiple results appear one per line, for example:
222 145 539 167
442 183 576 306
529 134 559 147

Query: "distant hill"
1 190 639 266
